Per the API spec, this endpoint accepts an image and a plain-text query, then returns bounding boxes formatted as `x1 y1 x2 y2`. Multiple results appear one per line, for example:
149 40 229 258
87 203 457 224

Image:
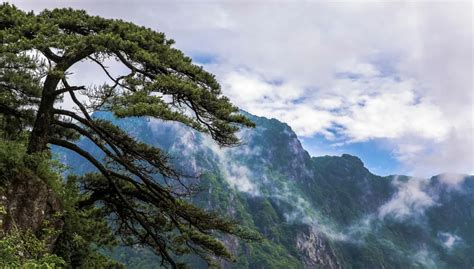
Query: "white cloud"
378 176 436 220
222 162 258 194
222 71 304 106
438 232 461 249
16 1 473 176
203 132 261 195
221 69 453 163
333 78 449 143
337 60 381 78
437 173 467 190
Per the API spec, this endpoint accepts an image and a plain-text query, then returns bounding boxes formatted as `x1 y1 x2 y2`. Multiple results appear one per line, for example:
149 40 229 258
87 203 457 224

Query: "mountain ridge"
55 111 474 268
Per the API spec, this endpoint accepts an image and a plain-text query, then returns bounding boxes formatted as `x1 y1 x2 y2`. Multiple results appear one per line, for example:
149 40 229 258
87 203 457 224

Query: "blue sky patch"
301 135 400 176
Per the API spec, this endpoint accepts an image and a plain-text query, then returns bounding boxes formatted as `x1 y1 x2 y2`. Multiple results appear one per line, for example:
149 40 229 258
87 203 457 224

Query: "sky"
13 0 473 177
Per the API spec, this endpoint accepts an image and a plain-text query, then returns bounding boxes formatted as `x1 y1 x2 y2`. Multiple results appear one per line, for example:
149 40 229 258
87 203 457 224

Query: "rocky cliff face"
56 111 474 268
295 226 341 269
0 172 63 252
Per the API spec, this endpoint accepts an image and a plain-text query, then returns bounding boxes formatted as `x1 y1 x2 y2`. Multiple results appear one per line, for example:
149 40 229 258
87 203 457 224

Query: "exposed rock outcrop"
0 174 62 248
296 226 341 269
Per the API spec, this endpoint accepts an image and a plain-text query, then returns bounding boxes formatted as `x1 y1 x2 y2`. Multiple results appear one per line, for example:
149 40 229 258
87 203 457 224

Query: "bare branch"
40 48 63 63
87 56 136 92
53 85 85 96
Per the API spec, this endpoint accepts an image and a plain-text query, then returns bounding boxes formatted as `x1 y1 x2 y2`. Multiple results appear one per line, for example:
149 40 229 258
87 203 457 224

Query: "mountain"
54 111 474 269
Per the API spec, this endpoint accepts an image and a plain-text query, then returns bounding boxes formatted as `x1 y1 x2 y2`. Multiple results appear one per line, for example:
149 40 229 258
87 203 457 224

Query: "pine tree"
0 4 257 268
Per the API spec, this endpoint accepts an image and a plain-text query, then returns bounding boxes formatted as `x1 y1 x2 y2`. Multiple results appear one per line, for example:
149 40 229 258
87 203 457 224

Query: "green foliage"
0 229 65 268
52 176 122 268
0 136 60 187
0 137 121 268
1 3 258 268
0 2 254 146
5 2 472 268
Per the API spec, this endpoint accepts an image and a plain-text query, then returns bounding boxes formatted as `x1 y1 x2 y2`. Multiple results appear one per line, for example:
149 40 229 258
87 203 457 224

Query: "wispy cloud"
411 249 439 269
437 173 468 190
438 232 462 249
148 119 262 195
378 176 436 220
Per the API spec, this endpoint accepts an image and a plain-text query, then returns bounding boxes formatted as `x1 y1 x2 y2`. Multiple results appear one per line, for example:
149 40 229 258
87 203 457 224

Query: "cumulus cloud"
396 130 474 176
221 69 452 154
378 176 436 220
16 1 473 176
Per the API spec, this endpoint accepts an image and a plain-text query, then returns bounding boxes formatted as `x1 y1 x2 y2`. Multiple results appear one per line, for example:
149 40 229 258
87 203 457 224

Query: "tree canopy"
0 4 257 268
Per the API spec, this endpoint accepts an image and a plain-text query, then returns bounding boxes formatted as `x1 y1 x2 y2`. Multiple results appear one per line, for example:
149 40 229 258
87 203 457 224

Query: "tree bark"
27 73 61 154
27 49 92 154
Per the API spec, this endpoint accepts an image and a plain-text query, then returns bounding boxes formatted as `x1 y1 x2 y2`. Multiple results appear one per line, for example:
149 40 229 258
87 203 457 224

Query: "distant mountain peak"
341 153 364 166
55 110 474 268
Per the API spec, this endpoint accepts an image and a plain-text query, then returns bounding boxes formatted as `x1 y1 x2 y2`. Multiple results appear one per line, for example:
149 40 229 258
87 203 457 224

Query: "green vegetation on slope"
0 137 120 268
62 112 474 269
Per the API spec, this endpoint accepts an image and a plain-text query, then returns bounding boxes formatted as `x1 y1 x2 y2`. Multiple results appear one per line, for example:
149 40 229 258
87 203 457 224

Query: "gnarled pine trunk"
27 73 62 154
